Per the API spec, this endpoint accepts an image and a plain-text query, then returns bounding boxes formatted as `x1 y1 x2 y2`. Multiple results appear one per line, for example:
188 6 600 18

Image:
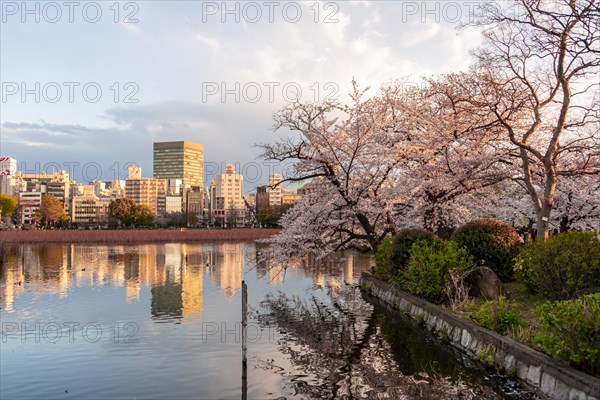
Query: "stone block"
504 354 515 369
461 330 472 348
526 365 541 387
517 361 529 381
469 337 479 352
569 389 587 400
540 372 556 396
553 379 571 400
452 327 462 343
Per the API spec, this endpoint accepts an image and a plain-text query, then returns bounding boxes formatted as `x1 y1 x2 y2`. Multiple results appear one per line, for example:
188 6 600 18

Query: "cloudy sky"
1 0 484 192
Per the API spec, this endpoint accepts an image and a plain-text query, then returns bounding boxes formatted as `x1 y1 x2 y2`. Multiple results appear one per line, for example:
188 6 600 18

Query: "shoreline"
0 228 280 245
360 272 600 400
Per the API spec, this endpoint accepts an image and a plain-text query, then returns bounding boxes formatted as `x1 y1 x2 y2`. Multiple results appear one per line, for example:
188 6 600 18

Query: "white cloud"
195 33 220 51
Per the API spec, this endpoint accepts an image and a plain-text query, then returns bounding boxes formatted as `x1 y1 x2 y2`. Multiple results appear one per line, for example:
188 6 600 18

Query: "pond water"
0 242 535 399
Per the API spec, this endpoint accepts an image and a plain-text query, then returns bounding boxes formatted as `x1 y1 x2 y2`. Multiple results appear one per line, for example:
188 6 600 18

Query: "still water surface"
0 242 534 399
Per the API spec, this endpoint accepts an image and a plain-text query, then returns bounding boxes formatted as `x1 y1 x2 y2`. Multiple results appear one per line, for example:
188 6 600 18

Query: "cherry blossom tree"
393 76 516 234
260 0 599 254
460 0 600 239
259 81 413 254
484 176 600 233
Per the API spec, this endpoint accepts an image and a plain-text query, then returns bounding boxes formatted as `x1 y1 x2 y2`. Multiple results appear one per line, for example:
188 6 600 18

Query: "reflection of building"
0 249 24 312
1 243 260 321
181 244 203 319
151 280 183 317
267 262 286 285
313 270 325 288
1 245 73 311
344 252 354 285
210 243 244 298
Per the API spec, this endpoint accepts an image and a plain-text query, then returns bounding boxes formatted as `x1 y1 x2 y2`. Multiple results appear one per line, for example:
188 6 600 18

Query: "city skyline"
0 145 301 227
0 144 301 197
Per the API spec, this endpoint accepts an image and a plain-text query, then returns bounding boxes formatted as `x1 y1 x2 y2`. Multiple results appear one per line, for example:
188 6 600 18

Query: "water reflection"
1 243 365 318
1 243 259 320
0 243 533 400
258 284 535 399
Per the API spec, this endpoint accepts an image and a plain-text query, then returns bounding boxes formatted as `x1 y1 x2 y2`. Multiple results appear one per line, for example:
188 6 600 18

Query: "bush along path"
369 219 600 398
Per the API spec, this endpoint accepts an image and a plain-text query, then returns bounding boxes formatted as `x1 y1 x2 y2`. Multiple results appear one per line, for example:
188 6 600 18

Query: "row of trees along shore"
259 0 599 257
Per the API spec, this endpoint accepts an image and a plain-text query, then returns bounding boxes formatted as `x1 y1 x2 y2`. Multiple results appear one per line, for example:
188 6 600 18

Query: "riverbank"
0 228 280 244
360 272 600 400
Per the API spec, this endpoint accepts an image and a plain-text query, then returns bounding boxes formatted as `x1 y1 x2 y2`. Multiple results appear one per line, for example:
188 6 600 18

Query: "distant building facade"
268 174 283 206
125 178 167 216
282 193 301 205
255 185 269 213
164 195 183 214
127 165 142 180
213 164 245 227
0 157 17 196
153 141 204 189
18 192 42 225
71 186 110 226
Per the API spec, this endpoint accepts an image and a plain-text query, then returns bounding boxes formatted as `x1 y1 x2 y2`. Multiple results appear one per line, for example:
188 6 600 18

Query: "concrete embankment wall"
360 272 600 400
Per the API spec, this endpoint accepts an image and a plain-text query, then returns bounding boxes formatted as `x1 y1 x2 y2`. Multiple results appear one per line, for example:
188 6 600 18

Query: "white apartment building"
0 156 17 196
213 164 245 227
268 173 283 206
165 195 183 214
71 185 110 226
18 192 42 225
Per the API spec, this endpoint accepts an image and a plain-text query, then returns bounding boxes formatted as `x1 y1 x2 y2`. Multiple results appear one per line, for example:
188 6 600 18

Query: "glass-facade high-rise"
153 141 204 189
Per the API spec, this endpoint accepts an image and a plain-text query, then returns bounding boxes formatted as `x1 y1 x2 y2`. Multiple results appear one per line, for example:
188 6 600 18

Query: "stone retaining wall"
360 272 600 400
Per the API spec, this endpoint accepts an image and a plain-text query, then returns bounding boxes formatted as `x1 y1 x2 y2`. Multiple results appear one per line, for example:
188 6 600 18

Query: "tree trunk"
537 167 558 240
536 210 550 240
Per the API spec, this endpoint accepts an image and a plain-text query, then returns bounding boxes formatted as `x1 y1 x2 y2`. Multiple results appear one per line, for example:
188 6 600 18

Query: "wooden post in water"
241 280 248 400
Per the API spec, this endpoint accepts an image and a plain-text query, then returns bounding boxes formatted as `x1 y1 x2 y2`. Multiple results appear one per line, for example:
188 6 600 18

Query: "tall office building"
153 141 204 189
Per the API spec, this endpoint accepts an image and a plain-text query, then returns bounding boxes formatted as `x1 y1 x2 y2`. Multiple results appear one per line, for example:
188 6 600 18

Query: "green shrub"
389 228 440 277
403 240 472 303
475 346 495 366
374 236 394 278
414 312 427 326
534 293 600 377
506 367 518 378
439 327 449 342
515 231 600 300
452 218 521 282
470 296 523 335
